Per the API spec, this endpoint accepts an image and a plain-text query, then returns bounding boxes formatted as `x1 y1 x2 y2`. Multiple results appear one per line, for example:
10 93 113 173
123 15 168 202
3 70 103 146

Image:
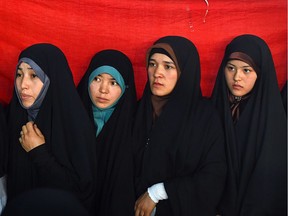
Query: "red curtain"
0 0 286 104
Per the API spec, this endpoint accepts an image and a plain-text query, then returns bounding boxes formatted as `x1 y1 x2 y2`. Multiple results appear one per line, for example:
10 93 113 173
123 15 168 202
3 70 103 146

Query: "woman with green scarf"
77 49 137 216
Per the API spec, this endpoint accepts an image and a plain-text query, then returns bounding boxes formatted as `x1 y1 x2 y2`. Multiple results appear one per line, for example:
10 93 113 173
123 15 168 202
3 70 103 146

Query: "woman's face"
16 62 44 108
89 73 122 109
225 59 258 97
148 53 178 96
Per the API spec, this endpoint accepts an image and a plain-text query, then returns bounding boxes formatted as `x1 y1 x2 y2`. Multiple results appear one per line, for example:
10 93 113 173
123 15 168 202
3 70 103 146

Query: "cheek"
147 70 154 80
168 73 178 88
112 88 122 100
248 76 257 89
89 83 98 97
170 79 177 90
35 82 44 95
224 72 233 85
224 70 229 80
15 79 21 91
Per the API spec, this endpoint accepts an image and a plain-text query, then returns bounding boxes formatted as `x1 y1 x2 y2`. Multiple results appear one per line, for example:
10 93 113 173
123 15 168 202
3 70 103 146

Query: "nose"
99 82 109 94
153 66 163 78
233 70 242 81
20 75 29 90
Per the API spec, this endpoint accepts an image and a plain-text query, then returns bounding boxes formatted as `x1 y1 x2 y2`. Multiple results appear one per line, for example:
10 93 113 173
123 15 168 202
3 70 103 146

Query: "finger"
33 124 43 137
22 125 28 134
19 137 22 144
20 130 23 136
25 121 34 132
135 208 141 216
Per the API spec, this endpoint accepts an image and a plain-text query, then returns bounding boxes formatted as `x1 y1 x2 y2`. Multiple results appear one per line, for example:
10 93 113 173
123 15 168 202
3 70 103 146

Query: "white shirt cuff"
147 182 168 203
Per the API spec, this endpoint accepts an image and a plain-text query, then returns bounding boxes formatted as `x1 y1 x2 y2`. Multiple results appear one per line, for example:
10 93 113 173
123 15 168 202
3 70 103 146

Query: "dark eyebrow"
226 62 235 66
96 73 116 81
17 66 33 70
163 61 175 65
149 58 175 65
227 62 252 68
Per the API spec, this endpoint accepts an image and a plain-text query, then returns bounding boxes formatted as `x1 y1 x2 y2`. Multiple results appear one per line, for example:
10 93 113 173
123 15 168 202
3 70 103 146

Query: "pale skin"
89 73 122 109
224 60 257 97
134 53 178 216
16 62 44 108
19 122 45 152
148 53 178 97
16 62 45 152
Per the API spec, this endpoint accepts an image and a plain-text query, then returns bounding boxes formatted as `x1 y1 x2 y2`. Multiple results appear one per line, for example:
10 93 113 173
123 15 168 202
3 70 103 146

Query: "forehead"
96 73 115 79
18 62 33 68
150 53 174 62
227 59 251 67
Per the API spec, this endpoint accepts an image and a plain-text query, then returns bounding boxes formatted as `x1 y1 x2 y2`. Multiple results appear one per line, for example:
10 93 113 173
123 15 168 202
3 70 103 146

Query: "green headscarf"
88 65 125 136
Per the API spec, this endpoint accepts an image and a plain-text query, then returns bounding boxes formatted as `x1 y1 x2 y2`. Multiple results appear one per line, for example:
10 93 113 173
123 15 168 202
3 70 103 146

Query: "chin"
22 101 33 108
152 92 164 97
231 92 244 97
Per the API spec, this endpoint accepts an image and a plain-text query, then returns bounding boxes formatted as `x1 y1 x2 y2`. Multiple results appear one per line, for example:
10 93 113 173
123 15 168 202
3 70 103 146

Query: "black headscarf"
211 34 287 215
77 49 137 216
6 43 97 213
133 36 227 215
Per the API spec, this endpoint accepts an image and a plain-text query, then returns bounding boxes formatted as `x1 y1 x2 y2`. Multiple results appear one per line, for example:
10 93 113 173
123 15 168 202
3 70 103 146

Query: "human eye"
16 72 22 77
226 65 235 72
111 80 119 86
243 68 253 73
148 61 156 67
31 73 38 78
94 76 101 82
16 68 23 77
165 64 174 70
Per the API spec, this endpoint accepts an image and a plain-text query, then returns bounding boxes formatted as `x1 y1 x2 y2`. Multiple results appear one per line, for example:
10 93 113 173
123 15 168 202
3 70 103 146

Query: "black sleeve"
28 144 78 192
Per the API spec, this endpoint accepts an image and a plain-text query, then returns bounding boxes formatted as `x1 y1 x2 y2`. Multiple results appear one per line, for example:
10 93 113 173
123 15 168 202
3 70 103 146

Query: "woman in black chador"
281 81 287 114
0 103 7 213
0 103 7 180
133 36 227 216
77 49 137 216
6 43 97 214
211 34 287 215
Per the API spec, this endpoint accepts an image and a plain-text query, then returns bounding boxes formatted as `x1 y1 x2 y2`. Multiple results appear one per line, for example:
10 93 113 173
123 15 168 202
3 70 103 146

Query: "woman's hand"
19 121 45 152
134 191 156 216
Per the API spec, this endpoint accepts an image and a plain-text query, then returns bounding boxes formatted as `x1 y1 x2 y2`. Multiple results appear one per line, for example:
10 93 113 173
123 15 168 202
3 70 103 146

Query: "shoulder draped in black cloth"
281 81 287 114
0 103 7 177
77 49 137 216
6 43 97 214
133 36 227 215
211 34 287 215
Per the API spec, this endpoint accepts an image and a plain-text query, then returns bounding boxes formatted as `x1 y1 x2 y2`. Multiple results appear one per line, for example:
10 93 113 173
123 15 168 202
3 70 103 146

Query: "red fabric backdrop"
0 0 286 104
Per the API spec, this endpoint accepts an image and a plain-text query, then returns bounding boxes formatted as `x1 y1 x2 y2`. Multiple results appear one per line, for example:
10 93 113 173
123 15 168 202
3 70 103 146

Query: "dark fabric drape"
133 36 227 216
0 103 7 177
211 34 287 215
77 49 137 216
6 43 97 213
2 188 90 216
281 81 287 114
